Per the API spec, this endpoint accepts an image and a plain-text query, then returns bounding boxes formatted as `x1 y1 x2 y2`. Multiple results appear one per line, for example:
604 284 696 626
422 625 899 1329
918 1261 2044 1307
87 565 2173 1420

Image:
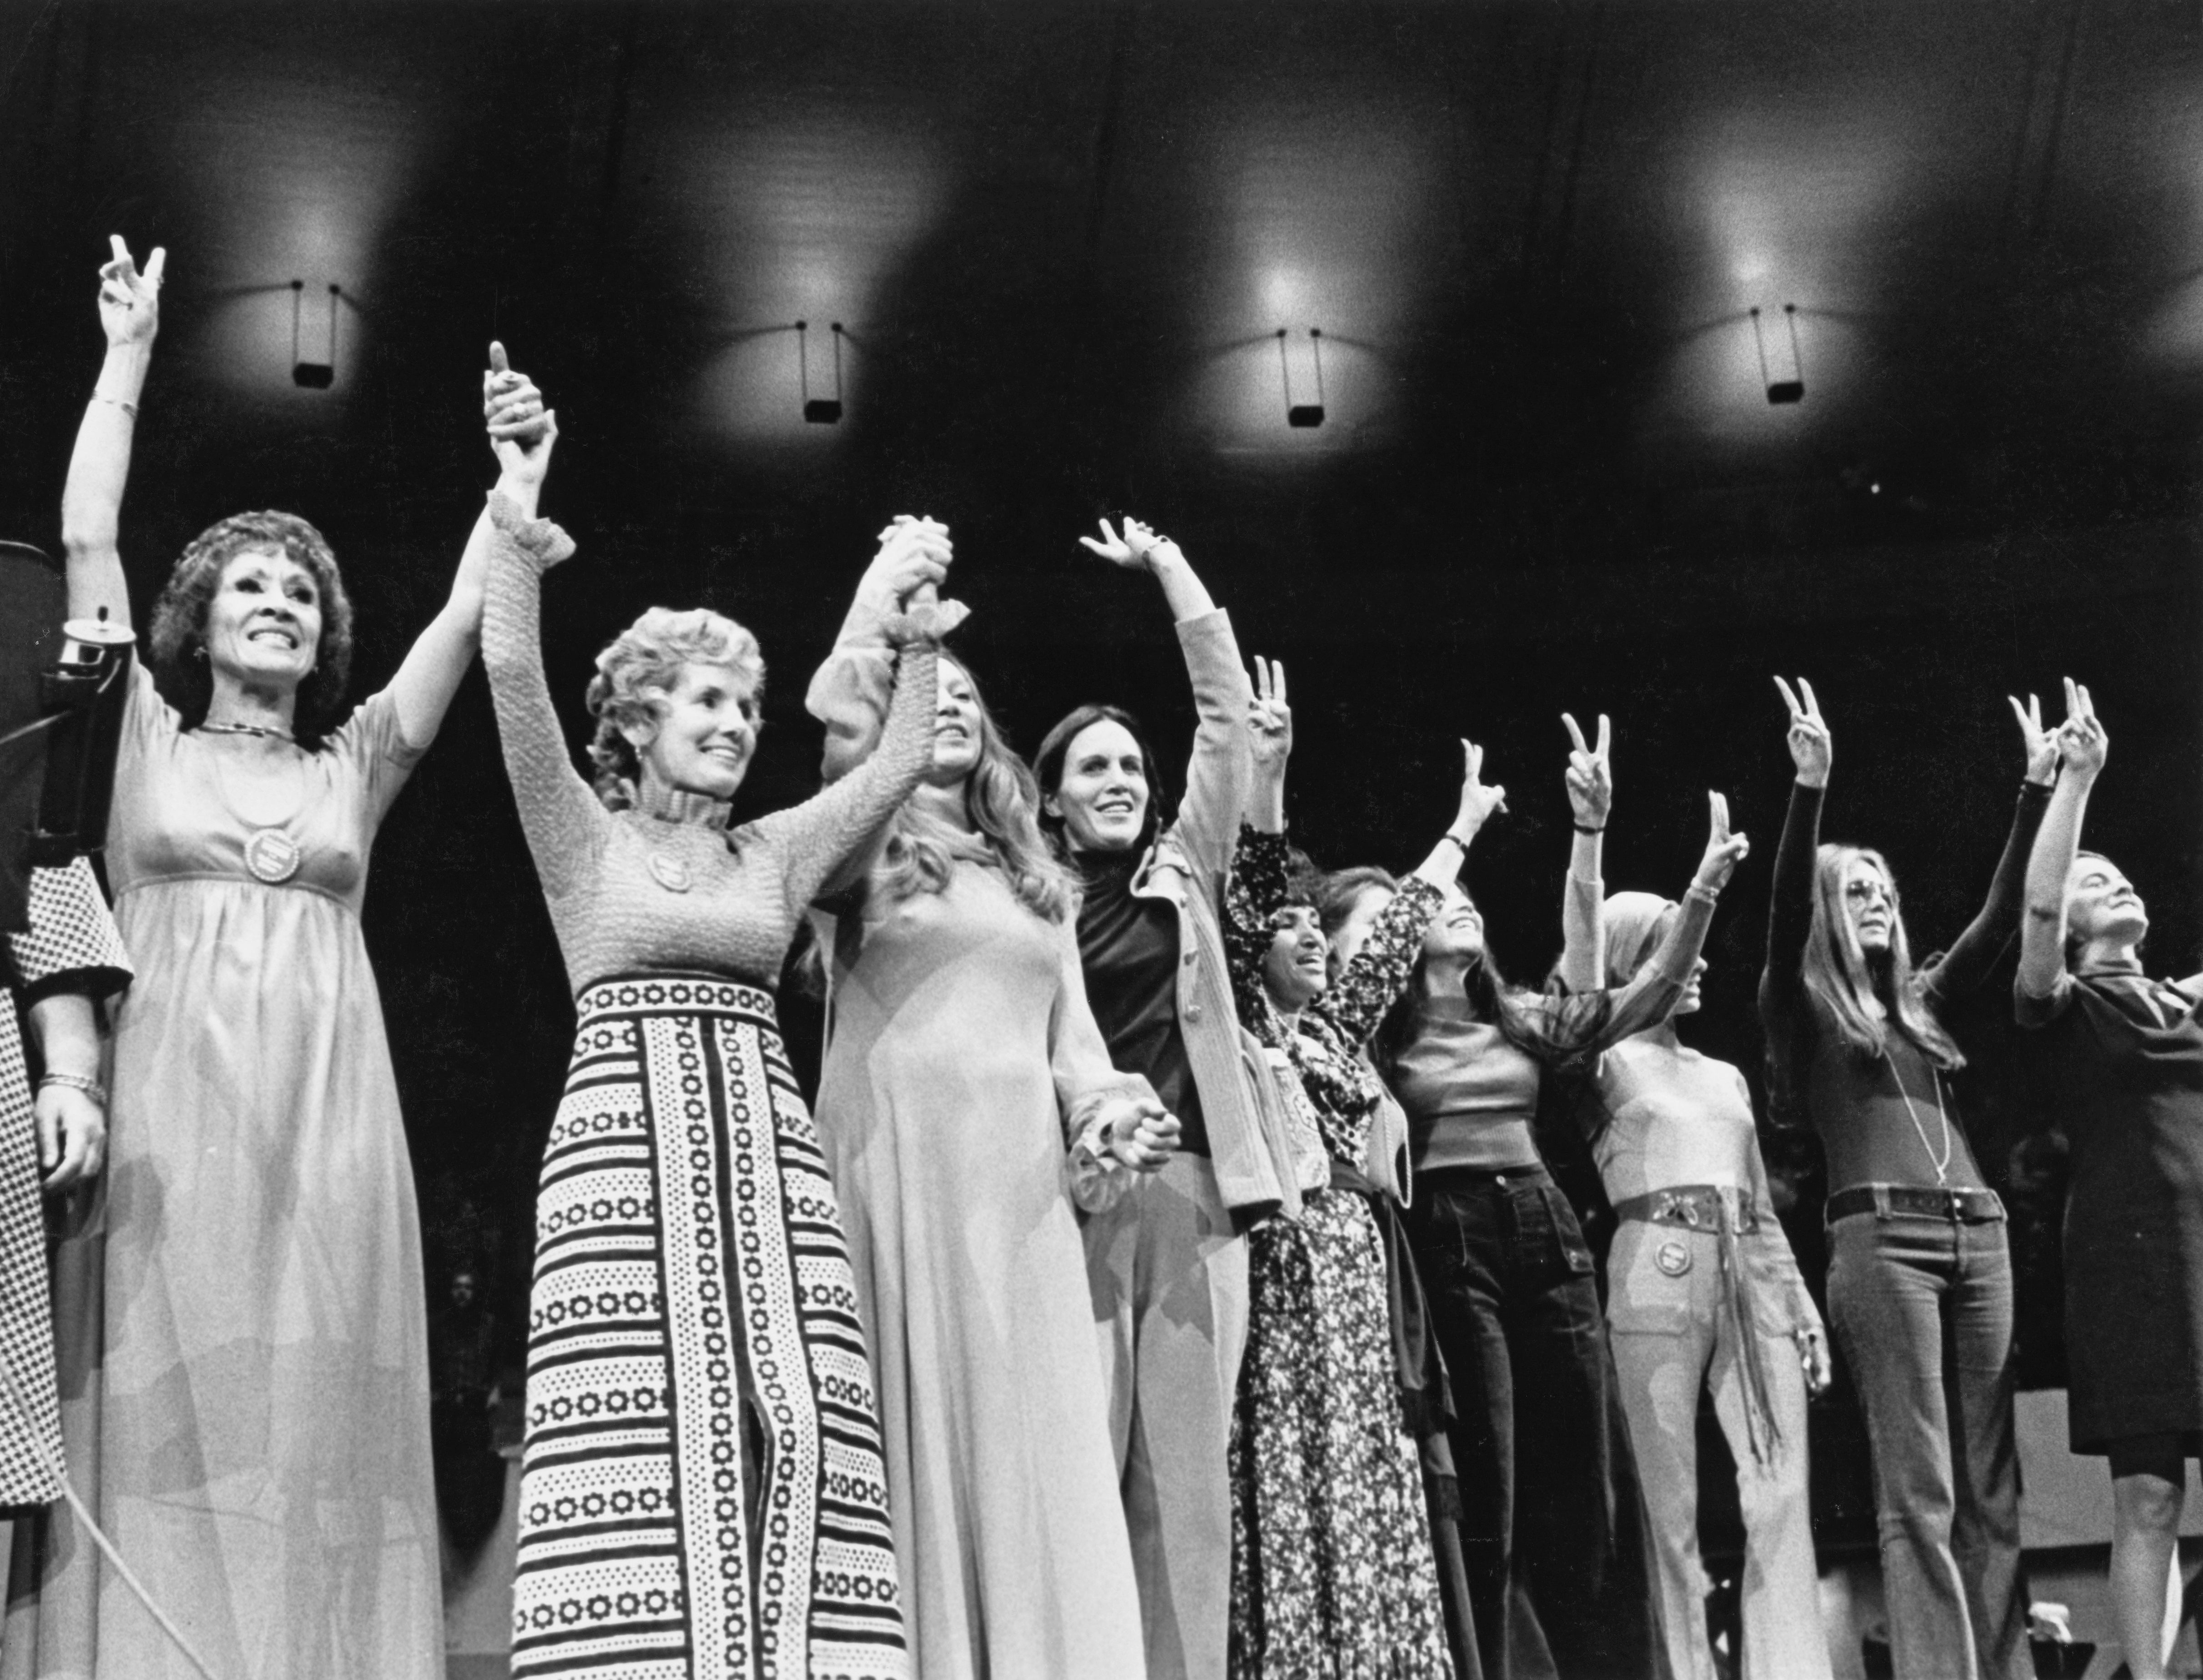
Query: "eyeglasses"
1842 878 1894 906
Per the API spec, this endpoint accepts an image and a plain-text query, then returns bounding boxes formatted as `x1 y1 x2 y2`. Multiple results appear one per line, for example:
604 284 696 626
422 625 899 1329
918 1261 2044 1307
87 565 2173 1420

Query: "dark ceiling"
0 0 2196 1315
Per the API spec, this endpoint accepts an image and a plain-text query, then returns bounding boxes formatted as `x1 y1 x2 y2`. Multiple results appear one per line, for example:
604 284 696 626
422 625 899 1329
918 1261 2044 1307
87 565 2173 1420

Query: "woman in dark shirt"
1034 517 1287 1680
1760 676 2055 1680
2015 681 2203 1680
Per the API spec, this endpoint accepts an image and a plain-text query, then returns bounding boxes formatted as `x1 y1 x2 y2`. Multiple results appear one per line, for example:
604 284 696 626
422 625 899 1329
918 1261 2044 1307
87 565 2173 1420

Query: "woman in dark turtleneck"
1035 516 1291 1680
1761 676 2056 1680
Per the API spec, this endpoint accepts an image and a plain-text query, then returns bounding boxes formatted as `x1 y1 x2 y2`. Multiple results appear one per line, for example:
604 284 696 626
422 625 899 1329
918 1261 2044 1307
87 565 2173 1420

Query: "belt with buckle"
1611 1183 1760 1234
1825 1183 2005 1224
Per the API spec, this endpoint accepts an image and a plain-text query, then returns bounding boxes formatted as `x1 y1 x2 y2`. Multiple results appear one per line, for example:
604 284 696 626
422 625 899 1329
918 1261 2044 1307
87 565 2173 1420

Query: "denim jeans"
1826 1202 2030 1680
1408 1165 1660 1680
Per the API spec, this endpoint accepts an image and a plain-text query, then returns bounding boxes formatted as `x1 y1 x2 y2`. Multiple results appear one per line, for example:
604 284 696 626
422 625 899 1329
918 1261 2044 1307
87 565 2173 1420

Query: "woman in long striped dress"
481 441 958 1680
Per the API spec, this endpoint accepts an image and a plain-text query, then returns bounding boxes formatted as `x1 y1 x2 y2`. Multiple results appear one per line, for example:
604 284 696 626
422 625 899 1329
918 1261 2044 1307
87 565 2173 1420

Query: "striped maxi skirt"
512 973 908 1680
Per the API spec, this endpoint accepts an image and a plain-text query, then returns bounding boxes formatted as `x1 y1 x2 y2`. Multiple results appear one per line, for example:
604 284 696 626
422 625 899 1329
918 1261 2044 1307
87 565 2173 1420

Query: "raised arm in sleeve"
1558 867 1605 994
1163 609 1254 890
1921 780 2053 1006
1759 779 1822 1054
1224 824 1296 1019
754 639 942 915
480 493 609 903
1311 876 1444 1049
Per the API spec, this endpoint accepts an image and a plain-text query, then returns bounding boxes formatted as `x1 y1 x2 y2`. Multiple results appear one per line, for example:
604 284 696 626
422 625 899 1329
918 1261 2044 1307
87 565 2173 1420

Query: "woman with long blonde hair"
804 529 1179 1680
1760 676 2057 1680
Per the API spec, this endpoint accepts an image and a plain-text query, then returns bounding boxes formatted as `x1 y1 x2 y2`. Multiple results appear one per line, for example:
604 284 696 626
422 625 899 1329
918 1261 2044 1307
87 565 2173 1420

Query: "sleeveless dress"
13 658 443 1680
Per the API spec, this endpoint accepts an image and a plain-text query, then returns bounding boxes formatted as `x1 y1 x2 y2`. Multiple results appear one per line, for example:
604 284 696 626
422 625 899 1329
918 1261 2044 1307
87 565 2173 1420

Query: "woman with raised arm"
1555 745 1830 1680
1216 660 1466 1680
1031 516 1281 1680
22 236 535 1680
1356 724 1742 1680
1761 676 2056 1680
802 559 1180 1680
482 453 958 1680
2014 681 2203 1680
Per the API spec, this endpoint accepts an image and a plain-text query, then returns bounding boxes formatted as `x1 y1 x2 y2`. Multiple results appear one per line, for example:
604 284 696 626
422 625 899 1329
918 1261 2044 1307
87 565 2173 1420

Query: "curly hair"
149 511 355 742
584 607 766 811
872 654 1075 924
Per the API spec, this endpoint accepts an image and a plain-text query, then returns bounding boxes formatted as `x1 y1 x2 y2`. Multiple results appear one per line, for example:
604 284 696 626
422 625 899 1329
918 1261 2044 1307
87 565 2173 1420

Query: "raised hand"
1774 675 1831 789
485 342 556 487
1693 791 1751 892
862 515 952 615
1562 711 1613 830
1456 739 1508 836
1080 514 1183 574
1248 654 1293 776
97 235 165 350
2008 692 2060 786
2054 677 2107 783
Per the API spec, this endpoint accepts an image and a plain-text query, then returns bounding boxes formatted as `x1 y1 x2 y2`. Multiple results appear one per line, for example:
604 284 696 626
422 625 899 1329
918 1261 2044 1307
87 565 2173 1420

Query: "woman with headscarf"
2015 681 2203 1680
1556 807 1829 1680
1214 661 1473 1680
27 236 536 1680
1761 677 2055 1680
482 452 959 1675
803 542 1179 1680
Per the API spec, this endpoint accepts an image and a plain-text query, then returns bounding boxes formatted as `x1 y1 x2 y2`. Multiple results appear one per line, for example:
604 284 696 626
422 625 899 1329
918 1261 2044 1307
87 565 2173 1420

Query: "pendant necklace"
1884 1046 1953 1187
202 726 310 884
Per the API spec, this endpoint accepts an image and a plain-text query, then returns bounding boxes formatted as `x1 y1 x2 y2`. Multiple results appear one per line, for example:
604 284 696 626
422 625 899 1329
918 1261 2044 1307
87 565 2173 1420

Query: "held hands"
1562 712 1613 830
1797 1325 1833 1396
2008 692 2060 786
1692 791 1750 893
2053 677 2107 784
485 342 556 486
1247 655 1293 777
861 515 952 614
1100 1093 1181 1173
34 1082 104 1195
1080 515 1184 576
1455 740 1507 837
1773 676 1830 789
97 234 164 350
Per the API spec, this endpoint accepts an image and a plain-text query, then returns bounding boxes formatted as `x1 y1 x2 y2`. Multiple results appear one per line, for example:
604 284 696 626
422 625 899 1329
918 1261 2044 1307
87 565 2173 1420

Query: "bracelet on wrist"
1573 822 1605 836
1442 830 1475 851
38 1071 107 1106
93 393 138 420
1685 880 1721 904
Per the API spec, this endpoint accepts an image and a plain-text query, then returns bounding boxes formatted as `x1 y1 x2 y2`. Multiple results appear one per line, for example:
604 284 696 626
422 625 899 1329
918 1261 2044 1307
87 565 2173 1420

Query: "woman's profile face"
202 546 323 692
2066 854 2148 949
928 659 984 785
1840 856 1896 956
630 661 759 801
1263 904 1328 1012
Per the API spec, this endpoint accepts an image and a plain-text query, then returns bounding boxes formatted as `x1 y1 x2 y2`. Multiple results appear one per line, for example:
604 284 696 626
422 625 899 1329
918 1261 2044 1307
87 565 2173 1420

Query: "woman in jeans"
1343 725 1746 1680
1760 676 2056 1680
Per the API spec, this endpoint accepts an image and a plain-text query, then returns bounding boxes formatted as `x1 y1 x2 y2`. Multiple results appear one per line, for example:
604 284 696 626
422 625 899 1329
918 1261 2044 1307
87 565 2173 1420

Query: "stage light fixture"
292 280 339 389
797 320 844 424
1750 305 1805 405
1278 327 1326 428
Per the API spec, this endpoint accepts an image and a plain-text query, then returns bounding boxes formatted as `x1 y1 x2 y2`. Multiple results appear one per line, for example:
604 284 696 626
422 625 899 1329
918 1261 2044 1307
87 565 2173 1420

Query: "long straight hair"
1801 842 1963 1069
871 654 1075 925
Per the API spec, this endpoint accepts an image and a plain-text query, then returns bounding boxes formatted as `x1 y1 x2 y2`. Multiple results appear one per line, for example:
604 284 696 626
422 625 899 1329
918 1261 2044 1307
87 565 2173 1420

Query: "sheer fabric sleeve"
480 492 609 904
1309 876 1443 1048
9 860 130 1005
1921 780 2053 1006
1576 889 1717 1051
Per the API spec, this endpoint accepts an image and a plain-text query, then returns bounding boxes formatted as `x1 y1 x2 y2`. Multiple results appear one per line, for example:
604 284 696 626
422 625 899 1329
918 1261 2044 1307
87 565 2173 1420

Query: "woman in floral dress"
1217 662 1475 1680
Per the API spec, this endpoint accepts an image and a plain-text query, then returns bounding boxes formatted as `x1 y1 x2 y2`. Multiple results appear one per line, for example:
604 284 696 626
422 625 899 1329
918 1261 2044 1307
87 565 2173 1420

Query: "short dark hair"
1033 703 1171 856
149 511 355 743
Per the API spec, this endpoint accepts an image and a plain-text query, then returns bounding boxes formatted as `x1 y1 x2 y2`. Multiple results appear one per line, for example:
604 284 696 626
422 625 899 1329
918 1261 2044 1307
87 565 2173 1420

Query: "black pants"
1408 1164 1662 1680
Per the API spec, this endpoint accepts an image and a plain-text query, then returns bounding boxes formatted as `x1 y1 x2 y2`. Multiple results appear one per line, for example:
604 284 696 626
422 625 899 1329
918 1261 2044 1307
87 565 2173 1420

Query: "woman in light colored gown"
9 236 545 1680
804 529 1179 1679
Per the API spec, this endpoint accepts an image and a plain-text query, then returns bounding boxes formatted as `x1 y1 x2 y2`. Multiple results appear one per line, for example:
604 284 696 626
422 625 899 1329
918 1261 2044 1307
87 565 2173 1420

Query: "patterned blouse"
1223 825 1442 1168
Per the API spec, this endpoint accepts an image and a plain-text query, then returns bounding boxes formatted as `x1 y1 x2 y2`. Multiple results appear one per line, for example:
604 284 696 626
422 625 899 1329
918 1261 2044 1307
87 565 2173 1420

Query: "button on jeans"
1826 1201 2030 1680
1409 1165 1661 1680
